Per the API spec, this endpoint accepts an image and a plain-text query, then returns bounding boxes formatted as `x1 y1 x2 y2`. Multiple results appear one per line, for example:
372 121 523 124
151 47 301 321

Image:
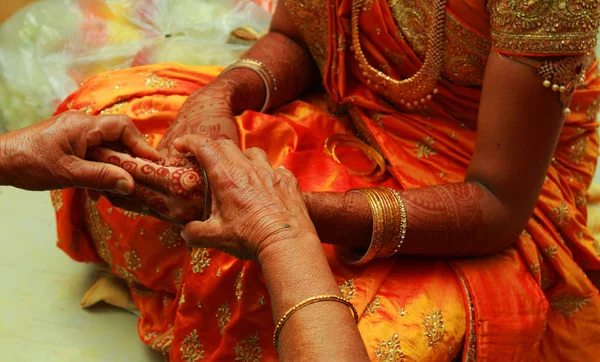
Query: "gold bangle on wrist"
219 58 277 113
337 187 407 265
273 295 358 349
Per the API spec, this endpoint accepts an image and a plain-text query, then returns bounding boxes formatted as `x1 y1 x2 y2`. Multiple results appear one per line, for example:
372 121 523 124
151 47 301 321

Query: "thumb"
181 220 222 248
71 160 134 195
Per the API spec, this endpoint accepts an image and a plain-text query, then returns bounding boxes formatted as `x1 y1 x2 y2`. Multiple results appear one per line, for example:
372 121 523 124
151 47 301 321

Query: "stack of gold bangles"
337 186 407 265
220 58 277 113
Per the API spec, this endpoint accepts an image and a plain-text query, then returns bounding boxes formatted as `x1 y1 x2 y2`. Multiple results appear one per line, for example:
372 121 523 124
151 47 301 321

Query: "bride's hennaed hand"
86 147 206 223
173 136 317 261
156 82 239 159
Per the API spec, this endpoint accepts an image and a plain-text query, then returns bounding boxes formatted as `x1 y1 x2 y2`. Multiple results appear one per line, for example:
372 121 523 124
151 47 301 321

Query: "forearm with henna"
303 182 514 257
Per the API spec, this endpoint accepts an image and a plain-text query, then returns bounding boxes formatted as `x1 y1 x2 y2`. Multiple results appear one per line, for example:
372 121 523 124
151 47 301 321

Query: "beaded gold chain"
351 0 448 109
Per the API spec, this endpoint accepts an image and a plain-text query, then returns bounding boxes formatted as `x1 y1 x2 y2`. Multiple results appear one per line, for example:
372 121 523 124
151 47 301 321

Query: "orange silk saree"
53 0 600 361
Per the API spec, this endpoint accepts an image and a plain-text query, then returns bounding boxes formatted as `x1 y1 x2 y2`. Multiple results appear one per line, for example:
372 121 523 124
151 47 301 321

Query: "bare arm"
304 52 565 257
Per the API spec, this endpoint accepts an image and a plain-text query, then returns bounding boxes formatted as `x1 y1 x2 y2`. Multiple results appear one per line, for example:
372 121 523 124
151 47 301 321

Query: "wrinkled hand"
86 148 207 223
173 136 317 261
157 82 239 159
0 111 158 193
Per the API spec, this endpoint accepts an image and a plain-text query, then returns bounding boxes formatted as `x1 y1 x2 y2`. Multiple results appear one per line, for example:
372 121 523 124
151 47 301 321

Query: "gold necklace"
351 0 448 109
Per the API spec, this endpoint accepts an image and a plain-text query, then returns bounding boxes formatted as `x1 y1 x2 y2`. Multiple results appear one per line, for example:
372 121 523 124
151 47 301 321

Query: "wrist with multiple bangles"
220 58 277 113
336 186 407 265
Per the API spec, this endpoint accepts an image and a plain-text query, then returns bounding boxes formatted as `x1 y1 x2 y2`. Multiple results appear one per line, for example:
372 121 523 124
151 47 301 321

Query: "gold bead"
432 88 439 94
399 99 405 104
426 95 432 101
559 86 566 93
563 107 571 117
543 80 551 88
413 101 419 106
420 98 426 104
552 84 559 92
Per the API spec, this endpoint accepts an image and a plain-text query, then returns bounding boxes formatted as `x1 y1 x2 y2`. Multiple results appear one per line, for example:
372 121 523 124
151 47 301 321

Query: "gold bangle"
219 58 277 113
273 295 358 349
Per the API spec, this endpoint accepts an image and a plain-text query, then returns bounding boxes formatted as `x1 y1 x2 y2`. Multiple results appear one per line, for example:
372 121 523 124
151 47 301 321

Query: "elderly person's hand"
172 136 316 261
0 111 158 193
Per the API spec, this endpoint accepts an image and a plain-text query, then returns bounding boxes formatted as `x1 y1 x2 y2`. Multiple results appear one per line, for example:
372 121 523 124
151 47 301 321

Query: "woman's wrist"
218 68 267 115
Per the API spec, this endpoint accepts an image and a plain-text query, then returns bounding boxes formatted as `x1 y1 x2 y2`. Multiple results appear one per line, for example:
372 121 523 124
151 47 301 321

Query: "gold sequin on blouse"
217 303 232 335
423 310 445 347
489 0 600 55
50 190 63 212
233 332 262 362
190 248 211 274
550 293 591 317
375 333 404 361
180 329 204 362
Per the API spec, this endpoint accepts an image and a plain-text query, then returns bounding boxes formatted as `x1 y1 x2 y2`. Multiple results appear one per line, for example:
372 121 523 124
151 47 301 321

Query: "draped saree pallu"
53 0 600 361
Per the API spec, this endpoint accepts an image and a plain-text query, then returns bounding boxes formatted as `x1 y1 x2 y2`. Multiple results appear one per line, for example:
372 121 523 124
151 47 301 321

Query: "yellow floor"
0 187 161 362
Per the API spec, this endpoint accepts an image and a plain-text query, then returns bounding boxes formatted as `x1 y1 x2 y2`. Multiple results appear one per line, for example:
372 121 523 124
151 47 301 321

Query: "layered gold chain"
351 0 447 109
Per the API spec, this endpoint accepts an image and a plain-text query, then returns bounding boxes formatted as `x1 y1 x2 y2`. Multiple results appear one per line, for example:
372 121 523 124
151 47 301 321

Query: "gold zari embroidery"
145 73 176 89
100 101 128 115
50 190 63 212
284 0 330 72
124 249 142 270
235 268 245 302
550 293 591 317
423 310 445 347
388 0 491 86
234 332 262 362
217 303 232 335
180 329 204 362
365 295 382 314
191 248 211 274
159 225 184 248
339 279 358 300
489 0 600 55
552 201 571 227
375 333 404 361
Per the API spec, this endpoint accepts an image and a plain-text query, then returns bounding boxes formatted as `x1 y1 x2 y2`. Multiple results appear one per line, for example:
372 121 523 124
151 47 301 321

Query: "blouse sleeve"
488 0 600 56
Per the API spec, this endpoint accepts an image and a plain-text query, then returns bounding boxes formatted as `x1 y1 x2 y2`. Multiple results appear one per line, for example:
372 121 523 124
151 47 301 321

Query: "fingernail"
115 179 132 195
180 230 189 241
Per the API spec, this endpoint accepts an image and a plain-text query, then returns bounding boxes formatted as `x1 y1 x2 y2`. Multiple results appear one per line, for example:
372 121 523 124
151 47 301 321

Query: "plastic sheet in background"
0 0 272 132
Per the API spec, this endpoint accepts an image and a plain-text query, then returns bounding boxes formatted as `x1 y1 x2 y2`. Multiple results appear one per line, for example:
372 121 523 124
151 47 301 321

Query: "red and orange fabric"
52 0 600 361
